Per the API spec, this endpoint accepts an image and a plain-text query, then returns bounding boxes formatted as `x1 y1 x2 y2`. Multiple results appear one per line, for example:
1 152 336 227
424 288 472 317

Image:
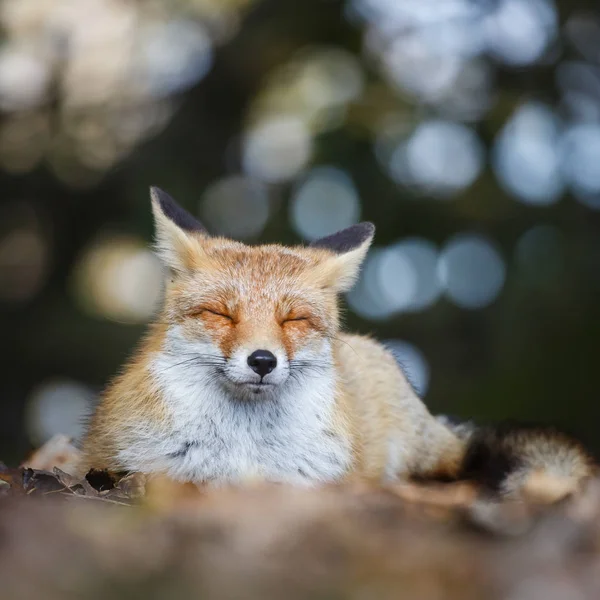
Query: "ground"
1 436 600 600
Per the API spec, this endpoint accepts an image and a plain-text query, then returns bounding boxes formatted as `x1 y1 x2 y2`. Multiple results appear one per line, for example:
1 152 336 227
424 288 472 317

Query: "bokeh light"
386 239 441 312
201 176 270 240
347 248 399 321
493 102 564 205
482 0 558 66
242 116 312 183
71 234 163 324
26 379 95 446
249 46 364 134
140 18 213 97
297 48 364 108
347 238 441 319
291 166 360 240
389 120 484 198
0 47 49 111
438 234 506 309
375 245 419 314
560 124 600 209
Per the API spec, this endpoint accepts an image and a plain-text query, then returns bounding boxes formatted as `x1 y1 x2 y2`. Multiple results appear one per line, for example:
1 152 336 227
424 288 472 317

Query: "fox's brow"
214 247 312 273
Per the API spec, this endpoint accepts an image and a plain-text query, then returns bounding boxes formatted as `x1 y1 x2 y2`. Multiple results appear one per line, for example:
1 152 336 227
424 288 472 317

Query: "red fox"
79 187 596 501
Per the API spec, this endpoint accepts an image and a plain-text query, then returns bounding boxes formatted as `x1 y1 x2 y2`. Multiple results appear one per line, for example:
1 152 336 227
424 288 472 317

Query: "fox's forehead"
205 242 319 278
176 241 329 306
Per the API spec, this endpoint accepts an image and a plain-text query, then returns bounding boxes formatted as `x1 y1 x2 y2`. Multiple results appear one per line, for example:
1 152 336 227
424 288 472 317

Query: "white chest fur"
117 344 352 485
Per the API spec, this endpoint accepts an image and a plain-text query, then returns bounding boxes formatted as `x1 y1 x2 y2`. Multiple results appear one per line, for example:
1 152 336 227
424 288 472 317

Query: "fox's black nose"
247 350 277 377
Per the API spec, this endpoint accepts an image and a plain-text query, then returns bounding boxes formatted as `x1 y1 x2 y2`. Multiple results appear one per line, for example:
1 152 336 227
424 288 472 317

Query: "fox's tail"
437 417 597 503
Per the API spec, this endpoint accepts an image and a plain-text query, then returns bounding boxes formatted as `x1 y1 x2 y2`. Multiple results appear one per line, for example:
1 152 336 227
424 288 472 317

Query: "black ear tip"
149 186 207 234
150 186 173 210
360 222 376 237
344 222 375 244
310 221 376 253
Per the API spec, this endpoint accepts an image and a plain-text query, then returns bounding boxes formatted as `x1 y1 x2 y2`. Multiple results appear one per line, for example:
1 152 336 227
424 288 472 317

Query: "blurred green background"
1 0 600 465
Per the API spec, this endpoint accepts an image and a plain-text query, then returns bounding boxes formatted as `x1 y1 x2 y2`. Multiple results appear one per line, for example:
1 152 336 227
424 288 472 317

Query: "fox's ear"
310 222 375 292
150 187 208 272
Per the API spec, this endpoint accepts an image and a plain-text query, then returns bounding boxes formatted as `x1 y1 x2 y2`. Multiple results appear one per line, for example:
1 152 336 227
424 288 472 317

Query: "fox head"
149 187 374 400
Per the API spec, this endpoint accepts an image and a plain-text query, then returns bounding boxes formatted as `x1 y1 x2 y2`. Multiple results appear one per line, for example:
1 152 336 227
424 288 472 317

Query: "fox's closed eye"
189 307 233 321
282 316 309 324
204 309 233 320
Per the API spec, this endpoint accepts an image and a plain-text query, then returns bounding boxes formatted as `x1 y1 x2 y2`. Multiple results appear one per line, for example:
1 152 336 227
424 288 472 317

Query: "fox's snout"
218 343 290 395
247 350 277 377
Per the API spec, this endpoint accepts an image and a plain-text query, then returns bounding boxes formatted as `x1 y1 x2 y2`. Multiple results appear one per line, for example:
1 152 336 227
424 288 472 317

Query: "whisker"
166 352 225 360
325 334 360 356
289 360 334 371
289 359 334 366
156 357 202 373
154 355 227 375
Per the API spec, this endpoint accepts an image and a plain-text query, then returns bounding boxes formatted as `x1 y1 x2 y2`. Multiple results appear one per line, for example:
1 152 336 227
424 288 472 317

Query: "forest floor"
1 435 600 600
